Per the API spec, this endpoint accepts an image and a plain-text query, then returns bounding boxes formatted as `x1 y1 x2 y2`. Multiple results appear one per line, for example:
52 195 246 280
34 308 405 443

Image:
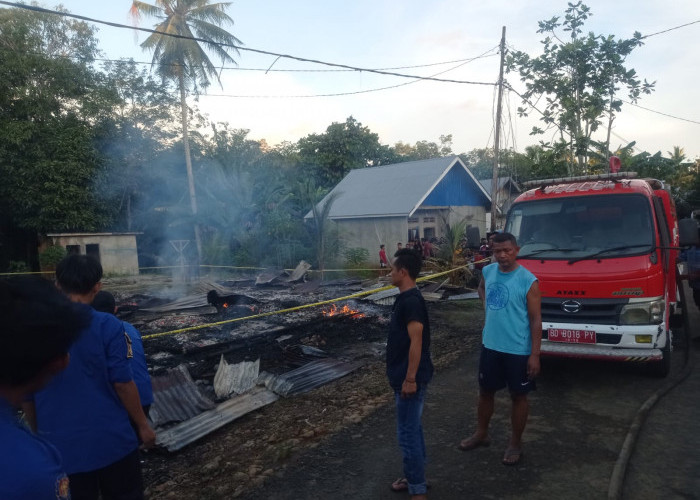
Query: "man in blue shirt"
386 249 433 499
93 291 154 419
23 255 155 500
0 276 90 499
458 232 541 466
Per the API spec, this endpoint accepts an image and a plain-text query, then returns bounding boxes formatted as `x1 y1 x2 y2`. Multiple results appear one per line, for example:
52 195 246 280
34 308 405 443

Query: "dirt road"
235 332 690 498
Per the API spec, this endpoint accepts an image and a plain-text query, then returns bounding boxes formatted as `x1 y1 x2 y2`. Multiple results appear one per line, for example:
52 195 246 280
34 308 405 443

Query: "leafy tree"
130 0 243 260
0 5 116 237
507 2 654 174
297 116 393 188
391 134 453 161
97 59 180 231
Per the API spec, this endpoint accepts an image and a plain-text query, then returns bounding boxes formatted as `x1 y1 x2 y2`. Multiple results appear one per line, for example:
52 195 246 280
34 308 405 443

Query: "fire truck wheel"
646 331 671 378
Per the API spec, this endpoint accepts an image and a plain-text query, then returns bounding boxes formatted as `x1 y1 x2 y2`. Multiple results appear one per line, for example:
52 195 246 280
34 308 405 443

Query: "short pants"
478 345 536 394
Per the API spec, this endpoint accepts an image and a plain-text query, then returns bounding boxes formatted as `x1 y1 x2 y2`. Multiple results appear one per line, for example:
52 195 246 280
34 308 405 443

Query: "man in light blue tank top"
458 232 541 466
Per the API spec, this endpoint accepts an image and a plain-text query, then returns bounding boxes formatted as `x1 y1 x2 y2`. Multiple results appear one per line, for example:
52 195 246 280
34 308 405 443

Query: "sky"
13 0 700 160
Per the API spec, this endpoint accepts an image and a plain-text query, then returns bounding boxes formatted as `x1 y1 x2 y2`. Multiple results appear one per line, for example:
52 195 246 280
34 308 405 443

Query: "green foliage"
38 246 67 269
507 2 654 174
0 6 117 233
344 247 370 267
392 135 453 162
7 261 29 273
297 116 393 188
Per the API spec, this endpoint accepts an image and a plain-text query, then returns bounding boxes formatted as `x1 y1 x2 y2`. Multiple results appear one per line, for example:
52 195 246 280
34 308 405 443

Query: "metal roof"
149 364 216 427
305 156 491 220
156 386 279 452
477 176 521 195
258 358 360 397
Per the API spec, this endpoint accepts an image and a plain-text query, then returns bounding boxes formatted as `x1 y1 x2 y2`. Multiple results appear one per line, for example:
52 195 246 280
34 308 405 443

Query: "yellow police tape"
0 270 55 276
141 260 489 341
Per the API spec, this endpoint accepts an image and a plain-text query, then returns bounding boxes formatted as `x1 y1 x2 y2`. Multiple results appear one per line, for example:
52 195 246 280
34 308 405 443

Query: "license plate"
548 328 596 344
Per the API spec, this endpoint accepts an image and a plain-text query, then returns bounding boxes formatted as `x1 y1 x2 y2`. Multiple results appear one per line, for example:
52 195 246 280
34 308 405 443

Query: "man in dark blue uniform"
0 276 90 499
23 255 155 500
386 249 433 499
93 291 154 419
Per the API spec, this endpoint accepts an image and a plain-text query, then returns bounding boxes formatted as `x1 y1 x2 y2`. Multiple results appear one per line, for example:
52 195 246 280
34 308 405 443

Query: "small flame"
222 302 229 309
321 304 365 318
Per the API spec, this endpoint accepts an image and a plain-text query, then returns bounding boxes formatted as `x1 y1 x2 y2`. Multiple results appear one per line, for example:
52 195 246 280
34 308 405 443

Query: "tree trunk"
178 72 202 262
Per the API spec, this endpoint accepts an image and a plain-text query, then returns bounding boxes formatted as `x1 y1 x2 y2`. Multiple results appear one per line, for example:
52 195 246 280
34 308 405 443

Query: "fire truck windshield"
506 194 655 260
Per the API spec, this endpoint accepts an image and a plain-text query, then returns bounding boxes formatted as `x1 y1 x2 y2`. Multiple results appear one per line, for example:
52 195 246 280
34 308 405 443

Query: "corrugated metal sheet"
258 358 360 397
156 386 279 451
213 356 260 399
305 156 491 220
149 364 215 427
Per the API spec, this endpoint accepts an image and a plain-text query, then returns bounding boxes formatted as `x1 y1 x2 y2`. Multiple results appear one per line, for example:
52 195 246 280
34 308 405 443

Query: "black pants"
68 449 144 500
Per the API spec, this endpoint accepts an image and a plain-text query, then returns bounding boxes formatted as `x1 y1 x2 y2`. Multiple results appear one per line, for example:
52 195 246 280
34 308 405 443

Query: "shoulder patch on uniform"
124 331 133 359
56 474 70 499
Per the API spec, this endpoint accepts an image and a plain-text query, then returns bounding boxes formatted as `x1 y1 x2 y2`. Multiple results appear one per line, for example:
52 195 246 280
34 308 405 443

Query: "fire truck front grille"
541 297 627 326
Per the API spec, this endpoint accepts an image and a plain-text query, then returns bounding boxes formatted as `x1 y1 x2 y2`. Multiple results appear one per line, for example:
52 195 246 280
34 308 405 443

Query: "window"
66 245 80 255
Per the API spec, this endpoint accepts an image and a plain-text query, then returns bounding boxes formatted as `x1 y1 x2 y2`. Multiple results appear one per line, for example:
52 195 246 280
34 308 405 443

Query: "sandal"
502 447 523 466
390 478 432 492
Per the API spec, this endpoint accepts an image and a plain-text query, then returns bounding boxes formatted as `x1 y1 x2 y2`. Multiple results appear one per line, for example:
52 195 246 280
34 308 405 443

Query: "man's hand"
401 379 417 398
138 423 156 449
527 354 540 380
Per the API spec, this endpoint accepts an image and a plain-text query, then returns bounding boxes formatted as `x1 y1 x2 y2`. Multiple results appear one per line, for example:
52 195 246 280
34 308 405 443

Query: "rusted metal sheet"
149 364 215 427
156 386 279 452
258 358 361 397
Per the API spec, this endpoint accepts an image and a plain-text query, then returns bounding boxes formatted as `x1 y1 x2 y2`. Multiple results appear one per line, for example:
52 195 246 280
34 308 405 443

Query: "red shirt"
379 249 389 264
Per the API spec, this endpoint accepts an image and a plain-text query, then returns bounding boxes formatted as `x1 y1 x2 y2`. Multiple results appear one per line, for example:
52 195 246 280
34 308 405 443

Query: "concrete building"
45 232 141 275
305 156 492 264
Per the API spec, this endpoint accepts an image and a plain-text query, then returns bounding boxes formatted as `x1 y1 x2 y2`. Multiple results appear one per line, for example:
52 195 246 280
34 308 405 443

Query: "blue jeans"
394 384 428 496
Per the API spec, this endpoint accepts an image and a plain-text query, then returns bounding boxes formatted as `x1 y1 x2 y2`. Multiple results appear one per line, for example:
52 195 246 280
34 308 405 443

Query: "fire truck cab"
505 172 691 377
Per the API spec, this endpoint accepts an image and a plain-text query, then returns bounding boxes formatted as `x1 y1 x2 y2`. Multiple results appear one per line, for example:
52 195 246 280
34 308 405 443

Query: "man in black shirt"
386 249 433 499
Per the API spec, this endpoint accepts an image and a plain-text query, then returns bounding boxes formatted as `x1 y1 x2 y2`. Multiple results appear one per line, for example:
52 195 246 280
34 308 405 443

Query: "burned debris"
104 265 475 451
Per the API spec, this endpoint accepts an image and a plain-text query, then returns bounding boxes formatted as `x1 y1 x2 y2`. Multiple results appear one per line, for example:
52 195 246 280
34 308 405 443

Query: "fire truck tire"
646 332 671 378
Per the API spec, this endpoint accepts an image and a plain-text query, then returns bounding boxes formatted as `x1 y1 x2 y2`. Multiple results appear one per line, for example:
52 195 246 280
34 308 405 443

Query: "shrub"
38 245 67 269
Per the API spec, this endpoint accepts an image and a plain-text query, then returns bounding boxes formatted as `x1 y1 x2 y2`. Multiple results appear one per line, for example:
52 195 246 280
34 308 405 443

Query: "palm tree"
130 0 242 260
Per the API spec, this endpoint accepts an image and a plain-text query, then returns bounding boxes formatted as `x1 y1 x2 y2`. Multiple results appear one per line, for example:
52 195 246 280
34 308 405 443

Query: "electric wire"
0 1 496 87
621 99 700 126
198 47 500 98
641 19 700 39
0 45 498 74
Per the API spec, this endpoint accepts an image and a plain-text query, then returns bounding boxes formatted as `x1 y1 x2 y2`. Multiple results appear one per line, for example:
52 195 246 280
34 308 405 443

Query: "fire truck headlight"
620 299 665 325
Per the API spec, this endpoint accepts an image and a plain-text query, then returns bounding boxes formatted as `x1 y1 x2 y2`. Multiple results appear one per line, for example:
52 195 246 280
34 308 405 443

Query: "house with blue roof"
305 156 493 263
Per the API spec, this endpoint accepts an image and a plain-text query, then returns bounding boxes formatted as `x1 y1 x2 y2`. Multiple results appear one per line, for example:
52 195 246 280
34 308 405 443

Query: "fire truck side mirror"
679 218 700 247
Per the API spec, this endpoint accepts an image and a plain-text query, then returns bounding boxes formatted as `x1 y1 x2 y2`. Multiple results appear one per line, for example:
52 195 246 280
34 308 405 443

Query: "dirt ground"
141 300 484 499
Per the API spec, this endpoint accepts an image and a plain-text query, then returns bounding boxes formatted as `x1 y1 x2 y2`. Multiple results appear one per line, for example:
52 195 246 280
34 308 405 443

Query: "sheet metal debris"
149 364 215 427
286 260 312 283
156 386 279 452
213 355 260 399
447 292 480 300
362 287 399 305
258 358 360 397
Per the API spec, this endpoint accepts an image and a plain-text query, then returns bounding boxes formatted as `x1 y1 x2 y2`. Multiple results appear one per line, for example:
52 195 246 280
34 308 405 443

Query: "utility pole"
491 26 506 232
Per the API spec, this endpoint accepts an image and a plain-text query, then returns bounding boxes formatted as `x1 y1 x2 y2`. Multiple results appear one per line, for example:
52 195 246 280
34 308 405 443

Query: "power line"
0 1 496 87
197 47 499 98
641 19 700 39
620 99 700 125
0 45 498 74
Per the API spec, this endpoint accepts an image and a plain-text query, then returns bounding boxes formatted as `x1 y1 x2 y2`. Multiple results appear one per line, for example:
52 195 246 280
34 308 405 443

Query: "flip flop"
389 478 432 492
458 436 491 451
502 447 523 466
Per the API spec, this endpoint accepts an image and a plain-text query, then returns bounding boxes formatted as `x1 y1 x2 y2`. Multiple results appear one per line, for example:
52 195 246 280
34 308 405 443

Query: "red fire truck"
504 172 694 377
